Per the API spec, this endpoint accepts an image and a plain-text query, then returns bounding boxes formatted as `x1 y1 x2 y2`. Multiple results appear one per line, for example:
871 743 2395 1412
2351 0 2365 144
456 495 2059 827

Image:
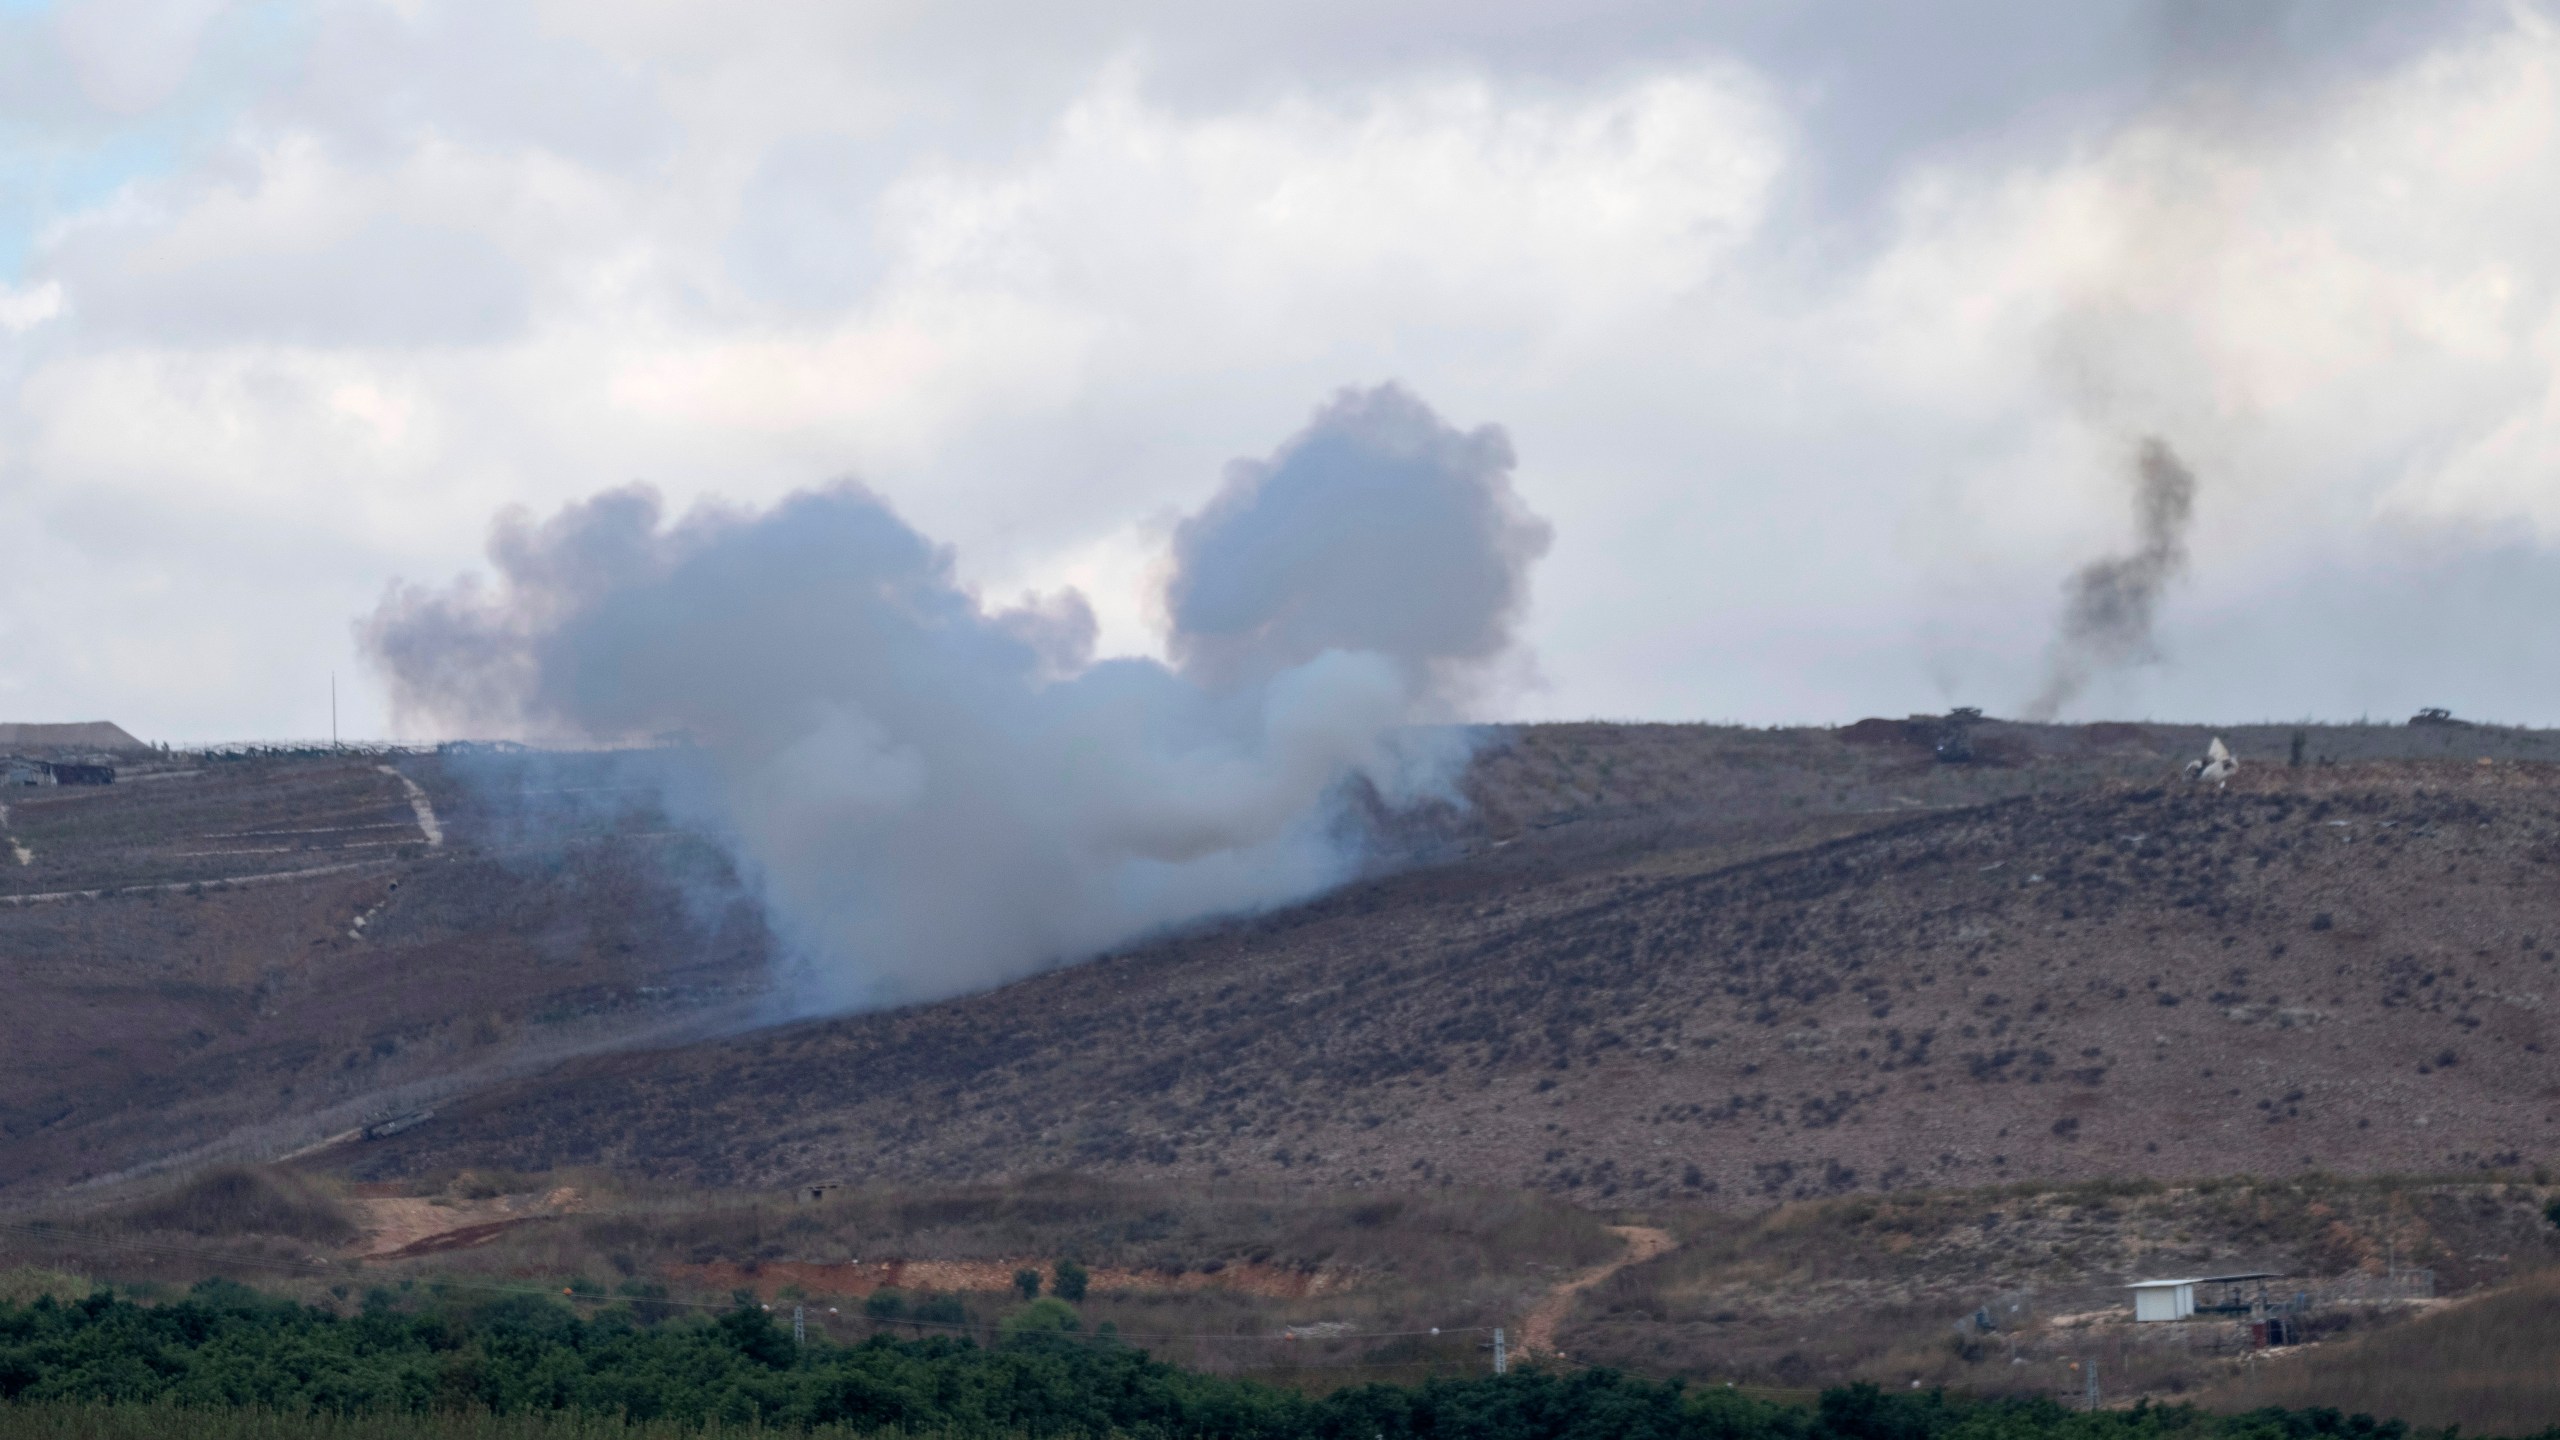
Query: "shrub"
998 1298 1080 1342
115 1167 356 1245
1050 1259 1088 1303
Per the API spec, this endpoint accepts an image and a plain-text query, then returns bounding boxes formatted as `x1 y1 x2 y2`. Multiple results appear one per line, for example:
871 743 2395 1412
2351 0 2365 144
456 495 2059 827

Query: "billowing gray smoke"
362 384 1549 1011
2023 436 2198 721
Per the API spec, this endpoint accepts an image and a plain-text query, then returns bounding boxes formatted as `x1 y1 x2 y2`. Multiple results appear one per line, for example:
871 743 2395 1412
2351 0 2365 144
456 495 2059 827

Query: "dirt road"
1520 1224 1675 1356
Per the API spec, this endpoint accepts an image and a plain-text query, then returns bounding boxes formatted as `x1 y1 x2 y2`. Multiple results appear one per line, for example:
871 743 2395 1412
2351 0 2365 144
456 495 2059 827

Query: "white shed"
2127 1278 2198 1322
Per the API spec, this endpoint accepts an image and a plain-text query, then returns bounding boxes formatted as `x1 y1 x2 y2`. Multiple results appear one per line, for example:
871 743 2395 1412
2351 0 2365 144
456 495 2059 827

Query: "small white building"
2127 1278 2198 1322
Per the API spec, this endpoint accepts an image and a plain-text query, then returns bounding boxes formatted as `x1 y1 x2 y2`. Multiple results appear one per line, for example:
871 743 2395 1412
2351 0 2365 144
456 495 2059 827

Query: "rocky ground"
350 739 2560 1205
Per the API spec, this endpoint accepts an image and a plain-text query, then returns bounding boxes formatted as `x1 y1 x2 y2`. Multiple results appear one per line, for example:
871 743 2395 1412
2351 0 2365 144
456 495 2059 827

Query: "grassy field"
2198 1267 2560 1434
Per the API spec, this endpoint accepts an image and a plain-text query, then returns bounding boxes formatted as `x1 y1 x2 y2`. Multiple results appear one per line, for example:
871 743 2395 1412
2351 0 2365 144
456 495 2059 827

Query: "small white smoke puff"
362 384 1550 1012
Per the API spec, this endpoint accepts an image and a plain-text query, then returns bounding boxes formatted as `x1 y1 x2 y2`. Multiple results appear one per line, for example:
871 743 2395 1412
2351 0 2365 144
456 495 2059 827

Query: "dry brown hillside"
345 746 2560 1204
0 750 771 1197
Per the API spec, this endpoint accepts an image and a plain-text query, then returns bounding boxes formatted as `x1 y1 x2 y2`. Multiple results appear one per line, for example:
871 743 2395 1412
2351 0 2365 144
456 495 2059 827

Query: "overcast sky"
5 0 2558 742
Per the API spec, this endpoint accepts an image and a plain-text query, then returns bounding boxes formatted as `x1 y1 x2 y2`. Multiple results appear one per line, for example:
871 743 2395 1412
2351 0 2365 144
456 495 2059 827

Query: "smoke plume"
2023 436 2198 720
362 383 1549 1012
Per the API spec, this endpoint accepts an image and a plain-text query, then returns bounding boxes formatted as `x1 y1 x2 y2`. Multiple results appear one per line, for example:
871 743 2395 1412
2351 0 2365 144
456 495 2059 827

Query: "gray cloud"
362 384 1543 1011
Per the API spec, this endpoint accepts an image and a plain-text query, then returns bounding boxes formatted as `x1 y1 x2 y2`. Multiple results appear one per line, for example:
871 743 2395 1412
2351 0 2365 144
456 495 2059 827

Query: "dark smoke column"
361 384 1548 1013
2023 436 2198 721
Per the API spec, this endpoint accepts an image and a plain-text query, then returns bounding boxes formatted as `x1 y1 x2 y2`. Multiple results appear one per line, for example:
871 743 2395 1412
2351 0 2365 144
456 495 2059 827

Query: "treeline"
0 1284 2494 1440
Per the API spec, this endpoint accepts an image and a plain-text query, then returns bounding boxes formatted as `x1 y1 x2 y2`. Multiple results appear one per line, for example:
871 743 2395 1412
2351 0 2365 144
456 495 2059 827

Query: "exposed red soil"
1520 1224 1674 1355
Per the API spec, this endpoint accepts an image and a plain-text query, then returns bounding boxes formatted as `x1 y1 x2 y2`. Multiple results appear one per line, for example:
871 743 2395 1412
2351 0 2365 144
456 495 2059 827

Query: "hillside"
9 716 2555 1207
344 737 2560 1203
0 750 772 1197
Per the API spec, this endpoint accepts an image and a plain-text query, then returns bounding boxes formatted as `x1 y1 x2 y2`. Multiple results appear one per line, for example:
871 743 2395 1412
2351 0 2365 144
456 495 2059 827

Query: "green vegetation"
0 1284 2534 1440
996 1299 1079 1341
1050 1262 1088 1304
0 1271 93 1308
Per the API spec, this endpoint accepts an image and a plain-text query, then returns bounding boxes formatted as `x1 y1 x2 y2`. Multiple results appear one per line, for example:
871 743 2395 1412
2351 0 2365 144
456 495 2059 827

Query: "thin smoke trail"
2023 436 2198 721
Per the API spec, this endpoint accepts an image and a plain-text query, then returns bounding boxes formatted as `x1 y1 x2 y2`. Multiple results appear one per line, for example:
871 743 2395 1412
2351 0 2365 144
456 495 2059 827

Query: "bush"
0 1289 2461 1440
1010 1268 1040 1301
998 1298 1079 1342
115 1168 356 1245
862 1288 905 1320
1050 1259 1088 1303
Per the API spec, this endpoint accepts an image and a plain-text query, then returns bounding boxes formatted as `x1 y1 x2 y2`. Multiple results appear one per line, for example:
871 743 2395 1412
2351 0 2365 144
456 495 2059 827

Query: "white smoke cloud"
362 383 1546 1010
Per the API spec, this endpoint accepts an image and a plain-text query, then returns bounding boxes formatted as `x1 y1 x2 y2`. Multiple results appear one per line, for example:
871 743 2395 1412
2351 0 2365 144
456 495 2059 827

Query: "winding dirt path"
1521 1224 1675 1357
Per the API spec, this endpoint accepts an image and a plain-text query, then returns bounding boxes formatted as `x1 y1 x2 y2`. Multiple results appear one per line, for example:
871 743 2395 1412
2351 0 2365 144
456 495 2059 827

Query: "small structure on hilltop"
2127 1277 2198 1322
1932 707 1984 764
0 721 145 752
2128 1272 2299 1339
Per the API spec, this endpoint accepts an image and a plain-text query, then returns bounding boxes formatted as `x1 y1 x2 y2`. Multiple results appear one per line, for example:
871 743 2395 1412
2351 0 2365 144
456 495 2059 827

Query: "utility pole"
1493 1328 1507 1376
331 669 339 751
794 1304 806 1347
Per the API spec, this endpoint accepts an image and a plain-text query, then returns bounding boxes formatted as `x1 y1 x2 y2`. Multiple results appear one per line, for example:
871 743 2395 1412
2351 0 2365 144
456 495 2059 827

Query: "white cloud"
4 0 2560 739
53 0 233 116
0 280 65 333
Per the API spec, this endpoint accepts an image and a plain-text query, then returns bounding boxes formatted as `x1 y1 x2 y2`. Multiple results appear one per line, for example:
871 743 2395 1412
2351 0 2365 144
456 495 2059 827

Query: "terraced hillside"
348 743 2560 1203
0 751 773 1197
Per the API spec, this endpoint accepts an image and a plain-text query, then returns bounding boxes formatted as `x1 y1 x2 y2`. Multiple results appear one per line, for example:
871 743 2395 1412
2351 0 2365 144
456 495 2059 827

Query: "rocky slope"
347 753 2560 1202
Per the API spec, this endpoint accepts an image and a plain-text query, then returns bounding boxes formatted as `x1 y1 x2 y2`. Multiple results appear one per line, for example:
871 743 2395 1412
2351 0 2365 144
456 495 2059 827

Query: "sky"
6 0 2560 743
